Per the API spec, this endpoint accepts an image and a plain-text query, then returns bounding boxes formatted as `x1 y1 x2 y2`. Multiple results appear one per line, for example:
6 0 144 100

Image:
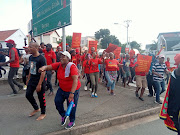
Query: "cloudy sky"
0 0 180 49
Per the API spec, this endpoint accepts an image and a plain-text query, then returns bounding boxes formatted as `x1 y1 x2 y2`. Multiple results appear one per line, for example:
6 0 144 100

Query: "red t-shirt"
76 54 81 64
44 49 56 65
89 58 102 73
81 53 86 62
105 59 119 71
51 62 81 92
165 61 170 70
71 55 77 65
129 58 135 67
9 48 19 68
83 60 90 74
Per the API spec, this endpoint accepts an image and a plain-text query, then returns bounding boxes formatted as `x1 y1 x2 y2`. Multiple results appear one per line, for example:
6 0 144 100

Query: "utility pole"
124 20 132 49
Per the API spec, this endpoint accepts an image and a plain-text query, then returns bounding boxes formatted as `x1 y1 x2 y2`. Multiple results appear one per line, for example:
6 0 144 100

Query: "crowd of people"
0 39 180 131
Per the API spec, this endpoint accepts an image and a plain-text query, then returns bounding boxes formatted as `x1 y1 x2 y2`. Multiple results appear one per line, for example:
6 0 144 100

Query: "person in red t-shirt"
89 52 102 97
165 57 171 84
43 44 56 96
0 39 23 95
82 54 92 91
134 62 147 101
105 52 120 95
70 50 77 65
39 51 81 129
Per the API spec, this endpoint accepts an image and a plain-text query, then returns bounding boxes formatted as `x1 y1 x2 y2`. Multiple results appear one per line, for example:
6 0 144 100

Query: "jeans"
154 80 165 102
54 88 80 122
8 67 23 94
46 71 53 92
90 72 99 93
146 73 156 96
105 71 116 90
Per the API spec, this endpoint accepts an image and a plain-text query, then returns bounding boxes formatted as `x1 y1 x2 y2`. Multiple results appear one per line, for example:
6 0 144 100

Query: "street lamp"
114 20 132 49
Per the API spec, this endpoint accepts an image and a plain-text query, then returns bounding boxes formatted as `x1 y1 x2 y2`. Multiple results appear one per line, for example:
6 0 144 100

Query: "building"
34 31 61 49
157 31 180 66
157 32 180 51
81 36 95 47
0 29 26 49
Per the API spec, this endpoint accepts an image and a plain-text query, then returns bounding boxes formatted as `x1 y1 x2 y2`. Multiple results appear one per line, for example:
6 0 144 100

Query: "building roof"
0 29 18 41
172 42 180 50
157 31 180 39
43 31 60 37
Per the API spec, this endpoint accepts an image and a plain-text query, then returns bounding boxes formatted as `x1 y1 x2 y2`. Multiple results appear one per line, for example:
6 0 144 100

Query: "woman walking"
39 51 81 129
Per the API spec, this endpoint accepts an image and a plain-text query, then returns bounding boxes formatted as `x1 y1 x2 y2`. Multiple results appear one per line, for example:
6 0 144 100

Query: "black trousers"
26 80 46 114
8 67 22 94
22 67 29 85
85 73 92 88
146 73 156 96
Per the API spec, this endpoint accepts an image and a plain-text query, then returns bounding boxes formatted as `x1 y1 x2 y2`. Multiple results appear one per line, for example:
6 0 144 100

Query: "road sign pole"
40 35 43 43
62 27 66 51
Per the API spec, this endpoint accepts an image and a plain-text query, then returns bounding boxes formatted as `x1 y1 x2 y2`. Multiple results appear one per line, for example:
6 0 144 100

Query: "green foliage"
150 40 158 50
95 29 120 49
130 41 141 51
66 35 72 47
120 44 126 53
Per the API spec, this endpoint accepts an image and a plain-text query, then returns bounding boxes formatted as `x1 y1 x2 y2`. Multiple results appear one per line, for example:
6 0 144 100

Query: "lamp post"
114 20 132 48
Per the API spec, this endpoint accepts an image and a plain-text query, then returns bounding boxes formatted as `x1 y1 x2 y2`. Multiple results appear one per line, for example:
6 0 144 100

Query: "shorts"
136 75 147 88
123 71 131 78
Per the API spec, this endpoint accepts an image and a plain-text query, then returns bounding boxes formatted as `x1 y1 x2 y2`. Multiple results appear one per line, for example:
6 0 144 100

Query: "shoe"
18 86 23 91
23 85 27 91
153 93 156 97
61 116 68 126
110 92 116 96
135 91 139 97
91 92 94 98
8 93 17 97
139 97 144 101
107 87 110 92
89 88 92 91
84 86 87 91
154 100 162 104
148 94 153 97
94 93 98 98
65 122 75 129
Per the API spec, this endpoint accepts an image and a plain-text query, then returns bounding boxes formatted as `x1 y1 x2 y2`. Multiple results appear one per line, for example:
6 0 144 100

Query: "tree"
95 29 120 49
150 40 158 50
130 41 141 51
58 35 72 47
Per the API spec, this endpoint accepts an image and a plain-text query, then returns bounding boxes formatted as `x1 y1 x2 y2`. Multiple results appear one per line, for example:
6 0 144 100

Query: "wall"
49 32 60 48
6 29 26 49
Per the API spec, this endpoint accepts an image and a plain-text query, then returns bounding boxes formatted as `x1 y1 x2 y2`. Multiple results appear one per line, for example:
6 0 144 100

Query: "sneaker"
139 97 144 101
94 93 98 98
65 122 75 129
23 85 27 91
89 88 92 91
135 91 139 97
84 86 87 91
91 92 94 98
48 92 54 96
8 93 17 97
107 87 110 92
148 94 153 97
154 100 162 104
110 92 116 96
61 116 68 126
153 93 156 97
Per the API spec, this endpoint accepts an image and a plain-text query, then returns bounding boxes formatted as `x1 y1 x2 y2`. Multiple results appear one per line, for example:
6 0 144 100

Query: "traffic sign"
32 0 72 37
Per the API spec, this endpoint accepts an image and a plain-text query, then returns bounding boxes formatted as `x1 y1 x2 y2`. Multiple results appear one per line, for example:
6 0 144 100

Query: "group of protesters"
0 39 180 132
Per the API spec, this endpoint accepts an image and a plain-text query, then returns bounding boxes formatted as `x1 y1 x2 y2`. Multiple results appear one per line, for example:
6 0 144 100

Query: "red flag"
105 43 118 53
113 47 121 59
72 33 81 48
125 48 129 53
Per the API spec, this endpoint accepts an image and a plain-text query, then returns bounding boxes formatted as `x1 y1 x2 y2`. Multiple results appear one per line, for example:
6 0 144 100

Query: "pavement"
0 75 162 135
84 115 177 135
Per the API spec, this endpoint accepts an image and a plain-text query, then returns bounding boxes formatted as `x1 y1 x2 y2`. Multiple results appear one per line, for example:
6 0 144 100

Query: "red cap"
5 39 16 45
174 53 180 65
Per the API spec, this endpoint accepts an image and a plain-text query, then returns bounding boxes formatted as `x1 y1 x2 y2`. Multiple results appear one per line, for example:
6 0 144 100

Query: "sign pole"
40 35 43 43
62 27 66 51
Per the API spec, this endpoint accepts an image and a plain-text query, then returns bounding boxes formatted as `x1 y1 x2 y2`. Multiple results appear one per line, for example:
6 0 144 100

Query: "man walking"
0 39 23 96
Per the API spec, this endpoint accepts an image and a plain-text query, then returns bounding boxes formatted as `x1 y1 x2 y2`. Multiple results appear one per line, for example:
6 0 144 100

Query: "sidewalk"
0 78 160 135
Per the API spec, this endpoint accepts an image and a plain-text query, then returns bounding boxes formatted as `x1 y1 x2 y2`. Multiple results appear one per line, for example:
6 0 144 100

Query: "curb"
46 106 161 135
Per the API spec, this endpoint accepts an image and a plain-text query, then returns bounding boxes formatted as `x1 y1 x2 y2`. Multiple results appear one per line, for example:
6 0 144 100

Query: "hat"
159 54 165 58
61 51 71 59
5 39 16 45
174 53 180 65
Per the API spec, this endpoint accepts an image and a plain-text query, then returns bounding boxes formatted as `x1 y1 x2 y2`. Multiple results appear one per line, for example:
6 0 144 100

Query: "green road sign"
32 0 71 37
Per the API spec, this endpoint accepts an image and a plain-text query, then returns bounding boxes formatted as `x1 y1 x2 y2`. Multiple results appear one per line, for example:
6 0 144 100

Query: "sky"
0 0 180 49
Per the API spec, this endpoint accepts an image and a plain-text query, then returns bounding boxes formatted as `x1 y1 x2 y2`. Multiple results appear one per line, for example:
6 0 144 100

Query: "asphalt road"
84 115 177 135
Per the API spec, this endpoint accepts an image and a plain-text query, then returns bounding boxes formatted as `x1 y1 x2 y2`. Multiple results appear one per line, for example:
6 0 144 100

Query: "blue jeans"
154 80 165 102
54 88 80 122
105 71 116 90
